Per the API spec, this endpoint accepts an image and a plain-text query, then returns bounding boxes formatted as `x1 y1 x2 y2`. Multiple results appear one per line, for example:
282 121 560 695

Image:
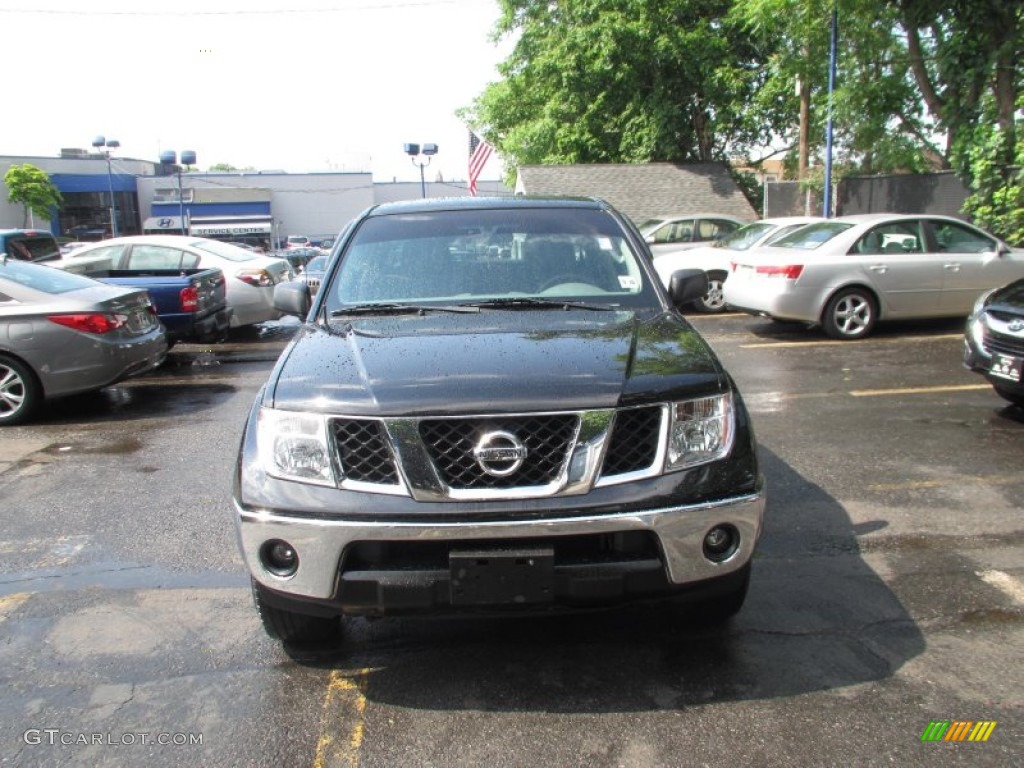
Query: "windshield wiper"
330 302 480 317
460 297 617 311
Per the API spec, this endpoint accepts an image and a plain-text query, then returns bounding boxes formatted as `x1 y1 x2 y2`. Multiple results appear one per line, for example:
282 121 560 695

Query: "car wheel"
696 562 751 623
671 563 751 625
692 271 728 313
822 287 877 340
251 579 342 645
0 355 41 426
993 386 1024 408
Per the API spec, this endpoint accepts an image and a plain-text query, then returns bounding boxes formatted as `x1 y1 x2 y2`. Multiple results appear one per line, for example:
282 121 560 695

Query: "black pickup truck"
233 197 765 646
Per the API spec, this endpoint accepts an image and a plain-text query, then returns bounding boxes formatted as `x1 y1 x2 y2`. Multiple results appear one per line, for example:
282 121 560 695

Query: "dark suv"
964 278 1024 407
0 230 60 263
233 197 765 646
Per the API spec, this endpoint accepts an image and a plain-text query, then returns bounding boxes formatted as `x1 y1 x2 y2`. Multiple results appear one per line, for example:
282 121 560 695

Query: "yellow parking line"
0 593 31 622
850 384 991 397
868 474 1021 492
740 333 963 349
313 668 372 768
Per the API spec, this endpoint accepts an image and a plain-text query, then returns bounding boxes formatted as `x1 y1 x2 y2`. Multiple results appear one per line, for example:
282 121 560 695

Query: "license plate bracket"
990 354 1022 382
450 547 554 606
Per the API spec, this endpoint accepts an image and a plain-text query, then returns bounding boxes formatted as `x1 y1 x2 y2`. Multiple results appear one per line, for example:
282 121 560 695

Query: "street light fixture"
404 142 438 198
158 150 197 235
92 135 121 236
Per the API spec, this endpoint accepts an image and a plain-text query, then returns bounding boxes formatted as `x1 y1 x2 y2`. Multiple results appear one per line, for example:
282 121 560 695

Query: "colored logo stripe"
921 721 996 742
969 722 997 742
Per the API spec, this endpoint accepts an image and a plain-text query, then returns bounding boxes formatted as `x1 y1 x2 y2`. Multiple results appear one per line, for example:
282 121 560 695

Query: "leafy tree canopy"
462 0 768 175
208 163 255 172
4 164 62 227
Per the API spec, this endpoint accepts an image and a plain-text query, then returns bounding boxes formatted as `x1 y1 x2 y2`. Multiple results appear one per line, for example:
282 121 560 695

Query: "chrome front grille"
332 419 400 484
602 406 663 476
327 407 667 501
419 415 578 490
983 315 1024 358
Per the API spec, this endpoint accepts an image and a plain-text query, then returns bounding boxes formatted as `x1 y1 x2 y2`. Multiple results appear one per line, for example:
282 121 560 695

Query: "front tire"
251 579 342 645
822 287 877 340
694 563 750 623
0 355 41 426
993 385 1024 408
692 271 728 313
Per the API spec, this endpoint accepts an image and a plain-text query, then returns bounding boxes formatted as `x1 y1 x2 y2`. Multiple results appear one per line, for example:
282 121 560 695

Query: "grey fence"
764 171 971 219
836 171 969 217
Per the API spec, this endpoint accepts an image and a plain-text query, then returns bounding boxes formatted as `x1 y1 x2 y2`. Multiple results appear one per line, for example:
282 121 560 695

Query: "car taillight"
236 269 273 287
180 285 199 312
754 264 804 279
48 313 126 334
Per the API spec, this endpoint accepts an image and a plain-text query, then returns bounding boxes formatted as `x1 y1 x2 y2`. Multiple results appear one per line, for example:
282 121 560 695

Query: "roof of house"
514 162 758 226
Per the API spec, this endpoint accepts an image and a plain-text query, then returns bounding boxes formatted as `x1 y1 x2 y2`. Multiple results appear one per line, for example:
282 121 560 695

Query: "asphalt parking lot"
0 313 1021 767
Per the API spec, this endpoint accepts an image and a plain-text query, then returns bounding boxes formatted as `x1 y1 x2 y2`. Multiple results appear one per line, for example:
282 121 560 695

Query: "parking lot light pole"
92 136 121 236
404 143 438 198
158 150 197 235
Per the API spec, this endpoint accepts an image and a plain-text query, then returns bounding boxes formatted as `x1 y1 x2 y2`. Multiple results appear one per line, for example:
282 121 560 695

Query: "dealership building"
1 150 509 249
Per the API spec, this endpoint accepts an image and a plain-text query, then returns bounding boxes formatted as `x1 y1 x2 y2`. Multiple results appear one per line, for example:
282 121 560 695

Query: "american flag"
467 130 493 196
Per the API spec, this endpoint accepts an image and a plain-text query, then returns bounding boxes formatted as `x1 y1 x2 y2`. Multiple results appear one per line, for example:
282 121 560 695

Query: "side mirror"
274 280 311 317
668 269 709 307
644 235 655 245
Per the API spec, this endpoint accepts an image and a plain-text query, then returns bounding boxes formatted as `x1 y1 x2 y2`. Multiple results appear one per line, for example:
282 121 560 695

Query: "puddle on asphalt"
39 383 237 424
0 560 248 597
43 437 143 456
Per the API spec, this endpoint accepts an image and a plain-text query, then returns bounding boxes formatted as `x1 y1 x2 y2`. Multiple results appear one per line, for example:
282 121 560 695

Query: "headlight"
256 408 335 485
666 393 735 471
972 288 997 316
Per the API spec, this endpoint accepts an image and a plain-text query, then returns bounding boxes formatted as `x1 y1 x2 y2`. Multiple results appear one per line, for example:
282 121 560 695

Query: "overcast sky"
2 0 511 182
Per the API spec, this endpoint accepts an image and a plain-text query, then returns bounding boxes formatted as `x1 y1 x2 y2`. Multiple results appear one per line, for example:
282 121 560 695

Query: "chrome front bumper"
236 490 765 600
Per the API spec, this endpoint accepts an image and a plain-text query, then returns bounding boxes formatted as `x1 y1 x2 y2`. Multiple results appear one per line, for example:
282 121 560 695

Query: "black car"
232 196 765 646
964 278 1024 406
280 246 321 272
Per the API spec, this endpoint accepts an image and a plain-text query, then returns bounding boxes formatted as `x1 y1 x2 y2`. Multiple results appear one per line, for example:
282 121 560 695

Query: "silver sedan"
0 259 167 425
722 214 1024 339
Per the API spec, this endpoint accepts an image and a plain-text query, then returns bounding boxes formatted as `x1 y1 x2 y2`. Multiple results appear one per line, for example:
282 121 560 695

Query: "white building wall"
137 172 376 245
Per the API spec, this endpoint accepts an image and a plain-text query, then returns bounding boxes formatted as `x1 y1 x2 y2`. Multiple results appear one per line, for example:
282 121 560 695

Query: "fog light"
261 539 299 577
703 525 739 562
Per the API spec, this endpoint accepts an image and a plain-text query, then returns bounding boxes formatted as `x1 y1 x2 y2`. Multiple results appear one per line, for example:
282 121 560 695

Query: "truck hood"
267 310 725 415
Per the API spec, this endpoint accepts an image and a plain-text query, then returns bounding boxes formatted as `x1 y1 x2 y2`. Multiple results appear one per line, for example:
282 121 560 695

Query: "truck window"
126 245 188 270
5 235 60 262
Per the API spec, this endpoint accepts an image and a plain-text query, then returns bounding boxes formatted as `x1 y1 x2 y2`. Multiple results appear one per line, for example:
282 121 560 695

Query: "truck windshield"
324 207 654 311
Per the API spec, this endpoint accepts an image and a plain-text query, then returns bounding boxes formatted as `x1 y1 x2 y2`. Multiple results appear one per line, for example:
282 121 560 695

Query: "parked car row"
1 232 296 424
2 210 1022 430
719 213 1024 340
654 216 823 312
62 235 294 328
0 258 167 425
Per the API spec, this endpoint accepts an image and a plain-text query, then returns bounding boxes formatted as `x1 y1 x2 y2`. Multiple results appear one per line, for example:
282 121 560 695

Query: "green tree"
958 121 1024 246
461 0 767 177
734 0 941 178
4 164 62 227
895 0 1022 165
208 163 255 172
